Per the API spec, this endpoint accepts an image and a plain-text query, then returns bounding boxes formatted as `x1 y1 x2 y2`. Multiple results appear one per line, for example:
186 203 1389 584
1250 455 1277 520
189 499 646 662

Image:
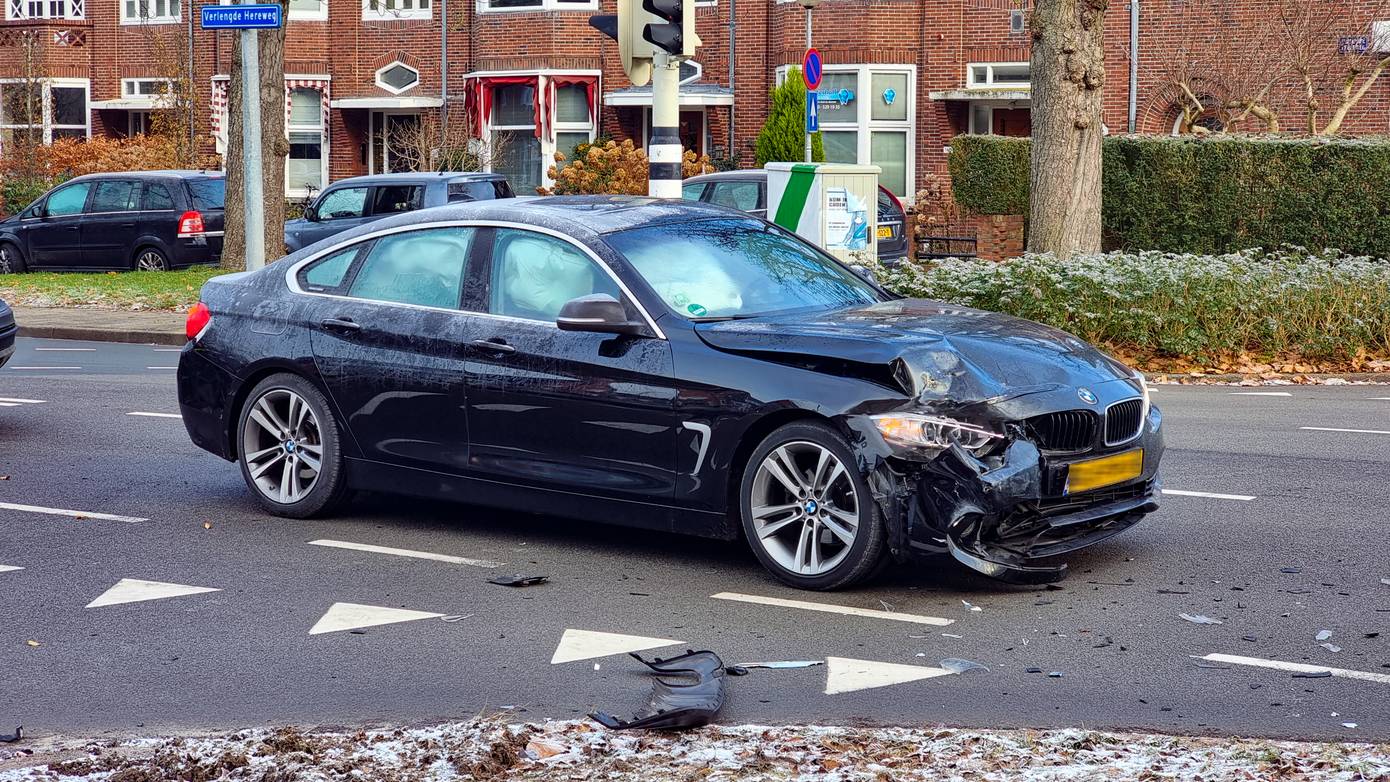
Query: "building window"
122 78 172 98
5 0 83 20
966 62 1030 89
122 0 179 23
0 79 89 151
363 0 430 20
781 64 914 197
287 88 325 196
129 110 152 135
289 0 326 19
479 0 596 12
553 82 594 166
489 83 542 195
375 62 420 95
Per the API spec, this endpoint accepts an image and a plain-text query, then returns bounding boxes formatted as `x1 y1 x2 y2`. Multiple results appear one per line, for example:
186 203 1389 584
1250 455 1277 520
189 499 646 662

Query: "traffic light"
589 0 653 86
641 0 700 58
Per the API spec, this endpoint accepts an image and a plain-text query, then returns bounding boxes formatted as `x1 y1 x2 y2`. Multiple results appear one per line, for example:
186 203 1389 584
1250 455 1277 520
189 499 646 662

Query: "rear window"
876 189 902 221
187 178 226 211
447 179 513 203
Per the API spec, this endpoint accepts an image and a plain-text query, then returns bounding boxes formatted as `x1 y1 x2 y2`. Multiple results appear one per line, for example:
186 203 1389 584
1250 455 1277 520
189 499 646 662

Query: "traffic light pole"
648 52 683 199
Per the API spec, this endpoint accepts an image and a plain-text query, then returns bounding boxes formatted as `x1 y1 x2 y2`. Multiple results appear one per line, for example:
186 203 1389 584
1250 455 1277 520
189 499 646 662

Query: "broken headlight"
1127 368 1151 421
871 413 1004 454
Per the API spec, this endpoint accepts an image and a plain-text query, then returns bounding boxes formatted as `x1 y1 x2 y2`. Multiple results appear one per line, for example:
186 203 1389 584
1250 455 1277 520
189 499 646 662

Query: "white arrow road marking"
0 397 45 404
86 578 221 608
549 629 683 665
824 656 956 695
712 592 954 626
127 412 182 419
1228 391 1292 397
1197 654 1390 685
308 539 502 569
0 565 23 573
0 403 19 407
1162 490 1256 501
309 602 445 635
0 502 148 523
1301 426 1390 435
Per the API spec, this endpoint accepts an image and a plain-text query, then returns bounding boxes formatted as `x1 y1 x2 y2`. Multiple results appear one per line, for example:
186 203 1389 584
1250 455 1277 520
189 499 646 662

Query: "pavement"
1 335 1389 744
10 306 187 346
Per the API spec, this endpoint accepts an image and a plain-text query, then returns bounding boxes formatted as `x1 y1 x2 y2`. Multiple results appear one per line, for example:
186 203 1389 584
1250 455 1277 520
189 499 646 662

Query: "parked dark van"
0 171 224 273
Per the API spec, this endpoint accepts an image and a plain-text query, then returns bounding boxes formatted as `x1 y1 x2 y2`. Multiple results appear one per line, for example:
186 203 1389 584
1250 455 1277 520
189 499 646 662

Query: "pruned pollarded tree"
1157 0 1286 134
1027 0 1107 256
1281 0 1390 136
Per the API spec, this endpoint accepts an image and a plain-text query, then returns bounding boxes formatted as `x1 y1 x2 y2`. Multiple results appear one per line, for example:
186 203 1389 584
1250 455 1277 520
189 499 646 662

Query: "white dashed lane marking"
34 347 95 352
0 502 148 523
309 602 445 635
1198 654 1390 685
9 366 82 370
1301 426 1390 435
146 366 178 371
1229 391 1292 397
0 397 45 405
127 412 182 419
86 578 221 608
712 592 954 626
550 629 683 664
1162 490 1256 501
308 539 503 569
0 565 23 574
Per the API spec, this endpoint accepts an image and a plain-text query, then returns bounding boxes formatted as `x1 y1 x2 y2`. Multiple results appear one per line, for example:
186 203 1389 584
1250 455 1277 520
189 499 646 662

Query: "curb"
18 324 186 347
1146 371 1390 384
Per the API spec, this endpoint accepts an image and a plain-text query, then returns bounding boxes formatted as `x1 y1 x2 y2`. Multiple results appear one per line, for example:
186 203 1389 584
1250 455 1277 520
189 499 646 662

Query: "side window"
297 245 363 293
143 182 176 211
709 181 761 212
347 227 474 309
45 182 92 217
487 228 621 322
316 187 369 220
681 182 707 201
370 185 423 215
89 180 140 213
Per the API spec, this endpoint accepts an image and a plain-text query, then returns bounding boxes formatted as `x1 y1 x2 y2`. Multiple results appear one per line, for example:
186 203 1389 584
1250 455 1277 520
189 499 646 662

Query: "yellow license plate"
876 226 892 239
1066 449 1143 495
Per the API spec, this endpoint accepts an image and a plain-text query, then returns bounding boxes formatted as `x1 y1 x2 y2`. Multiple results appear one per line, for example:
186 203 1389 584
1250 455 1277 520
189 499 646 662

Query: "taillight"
178 210 205 237
186 301 211 341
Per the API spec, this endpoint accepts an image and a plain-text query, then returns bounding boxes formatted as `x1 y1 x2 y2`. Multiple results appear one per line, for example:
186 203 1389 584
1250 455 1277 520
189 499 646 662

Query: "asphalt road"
2 336 1388 742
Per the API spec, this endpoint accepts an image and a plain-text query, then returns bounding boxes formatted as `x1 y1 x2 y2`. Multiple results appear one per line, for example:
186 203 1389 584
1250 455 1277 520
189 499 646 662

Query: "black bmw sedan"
177 197 1163 590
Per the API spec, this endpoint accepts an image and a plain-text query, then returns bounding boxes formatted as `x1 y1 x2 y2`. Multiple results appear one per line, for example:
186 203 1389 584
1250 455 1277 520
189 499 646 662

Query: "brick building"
2 0 1388 201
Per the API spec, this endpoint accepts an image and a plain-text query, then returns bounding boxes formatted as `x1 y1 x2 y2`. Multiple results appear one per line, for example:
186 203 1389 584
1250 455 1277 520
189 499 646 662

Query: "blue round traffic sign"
802 48 822 91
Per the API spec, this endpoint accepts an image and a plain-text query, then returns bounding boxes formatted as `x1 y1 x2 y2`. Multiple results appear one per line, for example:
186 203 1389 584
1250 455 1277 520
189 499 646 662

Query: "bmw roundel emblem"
1077 387 1098 405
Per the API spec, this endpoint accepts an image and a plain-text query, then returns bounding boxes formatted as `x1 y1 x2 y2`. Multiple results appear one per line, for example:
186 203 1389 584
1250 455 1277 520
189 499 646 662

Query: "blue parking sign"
806 91 819 133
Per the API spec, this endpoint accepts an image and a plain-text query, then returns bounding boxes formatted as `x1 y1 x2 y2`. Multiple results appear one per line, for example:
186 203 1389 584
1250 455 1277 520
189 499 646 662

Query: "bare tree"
140 23 200 166
3 30 47 180
1027 0 1106 256
384 110 505 173
1281 0 1390 135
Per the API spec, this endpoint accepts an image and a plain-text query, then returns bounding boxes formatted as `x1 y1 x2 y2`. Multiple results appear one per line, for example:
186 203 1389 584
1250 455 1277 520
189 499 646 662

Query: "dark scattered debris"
1194 661 1230 669
1242 635 1258 642
1281 567 1302 574
489 574 549 588
1047 672 1063 678
590 650 728 731
1156 589 1190 595
1293 671 1333 679
1026 667 1043 674
734 661 822 670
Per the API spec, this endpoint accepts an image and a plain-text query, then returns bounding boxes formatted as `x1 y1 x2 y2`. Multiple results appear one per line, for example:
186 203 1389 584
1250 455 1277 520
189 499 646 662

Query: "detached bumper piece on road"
0 299 15 369
590 650 729 731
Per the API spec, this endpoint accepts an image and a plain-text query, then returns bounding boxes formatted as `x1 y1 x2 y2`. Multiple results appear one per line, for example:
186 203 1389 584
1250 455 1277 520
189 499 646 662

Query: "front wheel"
0 242 26 274
236 373 349 518
739 422 888 590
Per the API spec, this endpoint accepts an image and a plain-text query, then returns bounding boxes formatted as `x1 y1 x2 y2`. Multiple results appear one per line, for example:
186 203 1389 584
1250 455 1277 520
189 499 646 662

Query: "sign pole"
240 22 265 271
803 6 812 163
648 51 682 199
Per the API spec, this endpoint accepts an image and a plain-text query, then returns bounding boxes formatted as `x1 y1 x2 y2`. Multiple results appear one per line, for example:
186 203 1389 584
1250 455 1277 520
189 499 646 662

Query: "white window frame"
479 72 599 191
120 0 180 24
775 63 915 200
289 0 327 20
5 0 83 20
122 78 173 99
374 61 421 95
362 0 430 20
551 82 597 175
129 110 152 136
475 0 597 14
965 62 1031 89
286 87 328 199
0 78 90 150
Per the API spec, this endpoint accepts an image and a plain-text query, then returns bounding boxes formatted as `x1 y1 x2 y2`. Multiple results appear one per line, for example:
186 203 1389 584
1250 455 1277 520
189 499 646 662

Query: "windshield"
607 218 884 320
188 178 226 211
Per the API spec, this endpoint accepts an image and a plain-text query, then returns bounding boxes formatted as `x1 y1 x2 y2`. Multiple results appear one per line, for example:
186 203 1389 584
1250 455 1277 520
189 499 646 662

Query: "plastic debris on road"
1316 630 1333 641
939 658 989 674
734 660 823 669
961 600 983 612
1293 670 1334 679
590 650 728 731
1320 643 1342 653
488 574 549 587
1179 613 1223 625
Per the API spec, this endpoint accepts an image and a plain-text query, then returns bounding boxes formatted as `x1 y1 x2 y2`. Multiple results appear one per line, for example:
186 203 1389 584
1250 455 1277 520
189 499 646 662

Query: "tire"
0 242 27 274
236 373 350 519
738 421 888 590
133 246 170 272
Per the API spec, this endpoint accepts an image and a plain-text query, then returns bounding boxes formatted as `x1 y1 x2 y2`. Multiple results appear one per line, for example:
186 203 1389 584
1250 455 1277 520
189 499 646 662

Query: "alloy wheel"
241 388 324 505
0 245 14 274
750 441 860 576
136 250 167 271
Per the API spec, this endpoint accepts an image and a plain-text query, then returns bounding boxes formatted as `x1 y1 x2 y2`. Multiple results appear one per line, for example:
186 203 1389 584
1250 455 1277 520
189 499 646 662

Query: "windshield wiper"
689 314 759 322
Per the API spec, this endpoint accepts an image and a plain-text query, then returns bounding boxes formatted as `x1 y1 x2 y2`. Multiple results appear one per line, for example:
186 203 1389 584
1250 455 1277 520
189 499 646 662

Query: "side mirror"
557 294 650 337
850 263 878 285
303 205 319 222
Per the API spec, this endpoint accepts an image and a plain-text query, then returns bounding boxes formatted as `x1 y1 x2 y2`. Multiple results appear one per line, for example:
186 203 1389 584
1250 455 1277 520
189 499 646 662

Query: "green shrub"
755 76 825 166
874 249 1390 364
0 176 53 216
948 135 1390 258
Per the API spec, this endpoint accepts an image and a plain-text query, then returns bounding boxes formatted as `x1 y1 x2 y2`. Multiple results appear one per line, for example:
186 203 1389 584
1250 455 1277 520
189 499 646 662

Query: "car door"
368 183 423 219
303 185 373 246
462 226 679 506
706 179 766 219
304 226 478 474
27 180 92 268
80 179 143 268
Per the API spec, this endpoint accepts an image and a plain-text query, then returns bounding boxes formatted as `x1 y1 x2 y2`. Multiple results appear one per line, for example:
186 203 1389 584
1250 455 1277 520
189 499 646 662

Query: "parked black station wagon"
178 197 1163 590
0 171 225 273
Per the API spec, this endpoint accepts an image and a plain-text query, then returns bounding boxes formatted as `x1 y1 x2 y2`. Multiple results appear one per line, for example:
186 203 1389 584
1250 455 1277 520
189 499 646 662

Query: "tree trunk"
1027 0 1107 256
221 4 288 270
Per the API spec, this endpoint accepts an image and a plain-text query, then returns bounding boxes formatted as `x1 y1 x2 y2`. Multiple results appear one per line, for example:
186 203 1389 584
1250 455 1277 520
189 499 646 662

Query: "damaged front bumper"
873 406 1164 585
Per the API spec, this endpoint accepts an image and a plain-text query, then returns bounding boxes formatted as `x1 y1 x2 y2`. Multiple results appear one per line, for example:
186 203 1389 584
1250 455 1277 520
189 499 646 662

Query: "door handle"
320 317 362 334
470 338 516 355
119 223 136 229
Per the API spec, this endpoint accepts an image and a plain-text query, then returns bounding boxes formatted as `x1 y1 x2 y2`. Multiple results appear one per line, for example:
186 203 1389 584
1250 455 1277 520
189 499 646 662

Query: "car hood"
285 218 310 231
693 299 1132 404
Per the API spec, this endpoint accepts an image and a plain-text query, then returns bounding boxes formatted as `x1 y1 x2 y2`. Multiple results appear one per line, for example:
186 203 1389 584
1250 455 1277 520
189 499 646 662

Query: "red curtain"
545 75 598 143
472 75 543 139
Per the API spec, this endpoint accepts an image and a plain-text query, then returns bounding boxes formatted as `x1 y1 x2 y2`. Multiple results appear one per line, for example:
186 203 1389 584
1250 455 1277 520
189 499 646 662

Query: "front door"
80 179 143 268
462 227 679 508
305 227 479 473
27 180 91 268
679 110 705 156
371 111 421 174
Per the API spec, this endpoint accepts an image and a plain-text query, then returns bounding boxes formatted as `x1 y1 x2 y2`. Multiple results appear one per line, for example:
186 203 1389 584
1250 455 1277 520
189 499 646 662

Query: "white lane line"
0 565 23 574
308 539 503 569
1198 653 1390 685
35 347 95 352
0 402 19 407
9 366 82 370
127 412 182 419
0 502 147 523
1301 426 1390 435
146 366 178 370
1369 397 1390 401
0 397 45 404
712 592 954 626
1229 391 1292 397
1162 489 1256 501
151 348 182 352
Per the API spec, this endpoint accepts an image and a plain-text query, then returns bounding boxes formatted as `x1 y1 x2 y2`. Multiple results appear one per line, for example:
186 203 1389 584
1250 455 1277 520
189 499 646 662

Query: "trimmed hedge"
948 135 1390 258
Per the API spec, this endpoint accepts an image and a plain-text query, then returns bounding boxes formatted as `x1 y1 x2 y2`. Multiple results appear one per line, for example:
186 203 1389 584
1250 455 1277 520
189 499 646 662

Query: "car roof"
322 172 505 187
685 170 766 185
66 170 223 183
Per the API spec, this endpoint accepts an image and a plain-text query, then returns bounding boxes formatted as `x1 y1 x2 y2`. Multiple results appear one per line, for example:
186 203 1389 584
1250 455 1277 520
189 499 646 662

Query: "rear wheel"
739 422 888 590
0 242 26 274
236 373 349 518
134 246 170 272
